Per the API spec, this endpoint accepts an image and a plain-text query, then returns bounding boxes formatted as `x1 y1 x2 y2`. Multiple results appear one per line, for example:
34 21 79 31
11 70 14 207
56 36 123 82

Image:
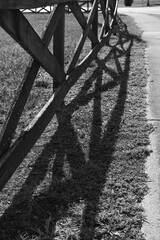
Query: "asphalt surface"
119 6 160 240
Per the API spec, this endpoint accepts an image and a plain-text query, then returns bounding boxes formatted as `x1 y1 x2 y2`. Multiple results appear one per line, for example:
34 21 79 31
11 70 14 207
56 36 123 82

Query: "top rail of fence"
0 0 77 9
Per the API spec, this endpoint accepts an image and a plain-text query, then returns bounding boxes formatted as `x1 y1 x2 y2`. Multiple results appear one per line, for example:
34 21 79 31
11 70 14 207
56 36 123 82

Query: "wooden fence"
0 0 119 190
21 1 103 13
21 5 54 13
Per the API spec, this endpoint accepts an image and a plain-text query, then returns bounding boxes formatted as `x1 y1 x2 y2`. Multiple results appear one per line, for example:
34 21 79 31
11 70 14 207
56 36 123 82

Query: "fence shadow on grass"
0 25 143 240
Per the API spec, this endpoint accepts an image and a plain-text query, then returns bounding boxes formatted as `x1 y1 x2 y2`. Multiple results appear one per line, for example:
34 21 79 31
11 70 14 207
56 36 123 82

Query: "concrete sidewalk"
119 6 160 240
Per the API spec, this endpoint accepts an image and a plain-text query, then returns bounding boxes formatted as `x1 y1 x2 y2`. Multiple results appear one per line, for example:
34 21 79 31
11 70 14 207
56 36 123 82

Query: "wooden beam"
91 0 98 48
0 9 65 81
53 5 65 90
109 0 119 28
99 0 110 39
0 83 68 191
0 4 66 158
0 0 76 9
68 2 98 46
68 0 99 73
67 30 113 89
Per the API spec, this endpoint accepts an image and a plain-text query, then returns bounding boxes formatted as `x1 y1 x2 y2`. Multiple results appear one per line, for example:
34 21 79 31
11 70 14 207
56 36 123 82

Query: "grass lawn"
0 10 153 240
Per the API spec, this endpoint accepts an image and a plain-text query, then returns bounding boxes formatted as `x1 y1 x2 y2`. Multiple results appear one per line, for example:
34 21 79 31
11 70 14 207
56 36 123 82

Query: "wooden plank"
67 29 113 88
53 5 65 90
0 27 113 191
67 0 98 73
100 0 106 20
0 84 68 190
109 0 119 28
0 9 65 81
99 0 110 39
91 0 98 48
68 2 98 46
0 0 76 9
105 1 110 36
0 4 66 158
99 0 106 39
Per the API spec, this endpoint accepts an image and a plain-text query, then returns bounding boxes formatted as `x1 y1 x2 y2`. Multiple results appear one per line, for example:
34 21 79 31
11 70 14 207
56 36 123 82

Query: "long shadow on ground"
0 25 143 240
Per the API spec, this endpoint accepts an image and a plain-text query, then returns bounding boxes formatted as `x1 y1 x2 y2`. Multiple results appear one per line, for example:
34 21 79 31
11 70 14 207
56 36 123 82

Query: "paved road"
119 6 160 240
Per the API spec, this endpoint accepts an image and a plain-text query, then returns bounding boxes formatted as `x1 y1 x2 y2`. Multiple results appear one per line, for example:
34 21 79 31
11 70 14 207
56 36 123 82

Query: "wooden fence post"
105 0 110 45
91 0 98 48
53 4 65 91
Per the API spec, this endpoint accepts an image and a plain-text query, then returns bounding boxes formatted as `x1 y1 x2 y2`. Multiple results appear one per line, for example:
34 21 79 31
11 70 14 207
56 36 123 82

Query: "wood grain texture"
91 0 98 48
0 10 65 81
0 78 69 190
99 0 109 39
67 29 112 89
68 2 98 51
0 5 65 159
0 0 76 9
68 0 98 73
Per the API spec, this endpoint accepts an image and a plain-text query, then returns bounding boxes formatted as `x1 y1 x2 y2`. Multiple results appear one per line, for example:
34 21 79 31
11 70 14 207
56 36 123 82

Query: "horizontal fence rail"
0 0 121 190
21 1 106 13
